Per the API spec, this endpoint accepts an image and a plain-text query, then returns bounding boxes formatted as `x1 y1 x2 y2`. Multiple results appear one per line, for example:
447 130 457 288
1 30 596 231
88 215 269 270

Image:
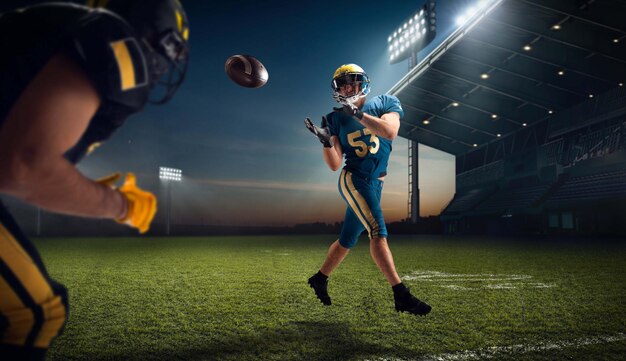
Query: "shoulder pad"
67 9 149 112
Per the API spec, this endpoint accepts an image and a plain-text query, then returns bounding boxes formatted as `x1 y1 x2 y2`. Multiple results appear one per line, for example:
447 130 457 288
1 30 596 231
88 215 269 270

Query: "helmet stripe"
175 10 183 33
110 40 136 91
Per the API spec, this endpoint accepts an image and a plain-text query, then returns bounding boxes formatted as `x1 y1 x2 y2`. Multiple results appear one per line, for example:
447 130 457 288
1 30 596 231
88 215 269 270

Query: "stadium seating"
546 168 626 206
474 182 552 214
441 187 497 215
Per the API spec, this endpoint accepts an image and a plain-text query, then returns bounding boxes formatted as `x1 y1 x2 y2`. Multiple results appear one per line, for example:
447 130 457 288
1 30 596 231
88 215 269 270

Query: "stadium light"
159 167 182 181
159 167 182 235
387 0 437 65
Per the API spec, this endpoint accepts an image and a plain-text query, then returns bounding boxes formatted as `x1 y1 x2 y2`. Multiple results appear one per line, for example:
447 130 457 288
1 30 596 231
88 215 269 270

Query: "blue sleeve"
382 95 404 120
325 112 340 136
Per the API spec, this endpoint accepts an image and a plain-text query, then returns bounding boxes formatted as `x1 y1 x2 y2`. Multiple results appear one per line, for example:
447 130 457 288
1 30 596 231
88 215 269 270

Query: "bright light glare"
455 2 483 27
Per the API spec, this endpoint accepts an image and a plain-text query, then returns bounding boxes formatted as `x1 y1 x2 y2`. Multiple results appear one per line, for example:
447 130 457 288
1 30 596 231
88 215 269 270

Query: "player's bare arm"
359 111 400 141
0 53 127 219
323 135 343 171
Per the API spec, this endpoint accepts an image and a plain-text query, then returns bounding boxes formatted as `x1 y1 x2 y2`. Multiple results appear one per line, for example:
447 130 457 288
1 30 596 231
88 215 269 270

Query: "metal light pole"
387 1 437 223
159 167 182 235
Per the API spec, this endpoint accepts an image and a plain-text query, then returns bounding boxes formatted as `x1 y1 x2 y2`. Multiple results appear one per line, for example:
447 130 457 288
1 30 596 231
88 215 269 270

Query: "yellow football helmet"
331 64 370 105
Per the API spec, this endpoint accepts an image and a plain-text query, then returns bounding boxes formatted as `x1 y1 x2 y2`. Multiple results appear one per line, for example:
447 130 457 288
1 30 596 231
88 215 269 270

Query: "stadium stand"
390 0 626 236
442 187 498 215
474 181 551 214
546 167 626 207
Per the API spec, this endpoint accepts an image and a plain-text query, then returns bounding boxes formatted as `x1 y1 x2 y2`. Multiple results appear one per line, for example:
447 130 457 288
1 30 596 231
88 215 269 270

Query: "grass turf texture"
36 235 626 361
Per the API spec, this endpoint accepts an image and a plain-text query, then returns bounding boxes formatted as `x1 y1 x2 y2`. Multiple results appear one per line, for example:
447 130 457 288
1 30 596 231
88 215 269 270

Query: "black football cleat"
308 275 331 306
394 289 431 316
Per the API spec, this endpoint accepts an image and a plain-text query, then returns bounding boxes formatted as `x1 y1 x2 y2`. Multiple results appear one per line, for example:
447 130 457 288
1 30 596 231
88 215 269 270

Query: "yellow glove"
114 173 157 234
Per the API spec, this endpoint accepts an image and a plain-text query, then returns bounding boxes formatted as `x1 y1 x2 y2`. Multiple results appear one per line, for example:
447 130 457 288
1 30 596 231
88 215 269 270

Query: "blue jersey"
326 95 404 179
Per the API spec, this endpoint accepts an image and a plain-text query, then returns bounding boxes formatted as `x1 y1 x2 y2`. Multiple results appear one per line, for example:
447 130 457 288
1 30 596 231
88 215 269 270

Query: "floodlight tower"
159 167 182 235
387 0 436 223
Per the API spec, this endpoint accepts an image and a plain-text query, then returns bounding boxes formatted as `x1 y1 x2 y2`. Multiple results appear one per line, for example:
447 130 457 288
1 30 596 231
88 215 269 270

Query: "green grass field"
36 235 626 361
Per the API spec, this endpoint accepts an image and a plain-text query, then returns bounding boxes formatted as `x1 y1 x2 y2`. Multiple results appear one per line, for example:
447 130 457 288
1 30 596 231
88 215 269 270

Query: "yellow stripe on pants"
340 170 371 236
0 277 34 345
0 224 66 347
344 172 380 238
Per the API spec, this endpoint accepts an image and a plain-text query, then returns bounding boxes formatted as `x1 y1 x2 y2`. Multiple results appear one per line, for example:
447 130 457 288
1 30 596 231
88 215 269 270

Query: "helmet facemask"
331 73 370 106
148 28 189 104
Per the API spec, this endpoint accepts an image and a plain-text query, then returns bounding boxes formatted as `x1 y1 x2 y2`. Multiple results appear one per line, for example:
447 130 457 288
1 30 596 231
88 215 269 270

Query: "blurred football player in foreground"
0 0 189 359
305 64 431 316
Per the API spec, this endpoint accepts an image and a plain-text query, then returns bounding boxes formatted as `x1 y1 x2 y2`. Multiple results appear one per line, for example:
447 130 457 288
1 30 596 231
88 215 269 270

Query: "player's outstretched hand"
115 173 157 234
305 117 333 148
333 102 364 120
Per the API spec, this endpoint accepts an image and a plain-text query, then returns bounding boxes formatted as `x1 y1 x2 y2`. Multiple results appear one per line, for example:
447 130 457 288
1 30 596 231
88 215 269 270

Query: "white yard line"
401 270 555 290
363 333 626 361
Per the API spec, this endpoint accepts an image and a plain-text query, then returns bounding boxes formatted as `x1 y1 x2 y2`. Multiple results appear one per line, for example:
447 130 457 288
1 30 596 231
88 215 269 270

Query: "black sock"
314 270 328 280
392 282 408 294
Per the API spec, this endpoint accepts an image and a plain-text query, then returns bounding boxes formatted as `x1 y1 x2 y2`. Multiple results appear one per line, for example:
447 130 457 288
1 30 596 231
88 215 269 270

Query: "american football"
224 54 269 88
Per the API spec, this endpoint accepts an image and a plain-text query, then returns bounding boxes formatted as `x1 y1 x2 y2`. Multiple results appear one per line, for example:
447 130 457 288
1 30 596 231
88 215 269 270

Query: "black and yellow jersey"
0 3 151 163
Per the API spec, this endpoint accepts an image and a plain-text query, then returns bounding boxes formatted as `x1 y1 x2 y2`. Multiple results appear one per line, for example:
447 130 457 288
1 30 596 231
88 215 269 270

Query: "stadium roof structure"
389 0 626 156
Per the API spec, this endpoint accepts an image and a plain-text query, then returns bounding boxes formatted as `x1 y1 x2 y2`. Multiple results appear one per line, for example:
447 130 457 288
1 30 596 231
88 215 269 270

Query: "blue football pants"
337 169 388 248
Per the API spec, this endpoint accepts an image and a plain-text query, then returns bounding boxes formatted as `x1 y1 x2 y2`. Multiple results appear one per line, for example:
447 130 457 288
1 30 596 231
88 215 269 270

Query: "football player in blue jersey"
0 0 189 359
305 64 431 316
